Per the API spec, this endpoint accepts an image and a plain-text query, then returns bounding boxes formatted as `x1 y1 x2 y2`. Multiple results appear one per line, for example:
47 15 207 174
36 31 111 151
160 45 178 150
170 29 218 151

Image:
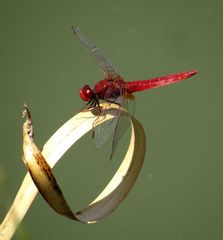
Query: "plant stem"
0 173 37 240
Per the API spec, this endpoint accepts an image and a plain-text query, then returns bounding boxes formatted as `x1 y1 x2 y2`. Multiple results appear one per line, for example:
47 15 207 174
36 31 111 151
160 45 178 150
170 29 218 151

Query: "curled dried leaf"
22 103 146 223
0 103 146 239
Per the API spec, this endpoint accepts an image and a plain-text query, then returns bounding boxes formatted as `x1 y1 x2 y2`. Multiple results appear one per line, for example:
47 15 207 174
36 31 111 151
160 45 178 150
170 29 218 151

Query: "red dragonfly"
71 26 198 159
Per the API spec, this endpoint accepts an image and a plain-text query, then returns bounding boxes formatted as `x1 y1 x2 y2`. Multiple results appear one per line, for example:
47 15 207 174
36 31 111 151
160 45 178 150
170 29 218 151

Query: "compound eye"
79 85 94 101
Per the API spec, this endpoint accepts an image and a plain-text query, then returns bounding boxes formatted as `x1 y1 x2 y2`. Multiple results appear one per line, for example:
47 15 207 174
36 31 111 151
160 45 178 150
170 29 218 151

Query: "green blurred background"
0 0 222 239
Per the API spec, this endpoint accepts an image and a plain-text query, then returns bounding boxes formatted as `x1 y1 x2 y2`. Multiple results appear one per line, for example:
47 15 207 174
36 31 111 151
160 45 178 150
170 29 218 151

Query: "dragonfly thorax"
79 85 95 101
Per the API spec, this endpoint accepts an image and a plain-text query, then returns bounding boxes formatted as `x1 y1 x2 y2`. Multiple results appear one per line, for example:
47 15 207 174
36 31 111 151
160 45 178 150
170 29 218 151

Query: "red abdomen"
126 70 198 93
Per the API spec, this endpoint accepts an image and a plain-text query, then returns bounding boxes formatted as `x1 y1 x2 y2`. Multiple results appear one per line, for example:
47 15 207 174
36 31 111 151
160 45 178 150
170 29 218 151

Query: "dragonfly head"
79 85 95 102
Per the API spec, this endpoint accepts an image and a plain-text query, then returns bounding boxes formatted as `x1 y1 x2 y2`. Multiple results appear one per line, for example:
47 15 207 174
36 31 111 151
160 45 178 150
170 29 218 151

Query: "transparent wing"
109 92 135 159
71 26 119 78
93 112 118 149
93 89 135 159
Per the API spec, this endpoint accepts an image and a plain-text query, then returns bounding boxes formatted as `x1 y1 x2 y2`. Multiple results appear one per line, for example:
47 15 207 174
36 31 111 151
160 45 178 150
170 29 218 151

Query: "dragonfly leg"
79 97 100 112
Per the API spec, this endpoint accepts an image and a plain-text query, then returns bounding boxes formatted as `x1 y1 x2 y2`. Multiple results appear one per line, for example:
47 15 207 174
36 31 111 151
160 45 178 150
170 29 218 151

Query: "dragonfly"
71 26 198 159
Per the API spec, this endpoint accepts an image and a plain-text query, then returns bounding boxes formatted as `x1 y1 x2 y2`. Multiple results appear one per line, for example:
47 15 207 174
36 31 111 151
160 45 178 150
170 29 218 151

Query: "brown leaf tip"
23 103 34 139
23 103 31 119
